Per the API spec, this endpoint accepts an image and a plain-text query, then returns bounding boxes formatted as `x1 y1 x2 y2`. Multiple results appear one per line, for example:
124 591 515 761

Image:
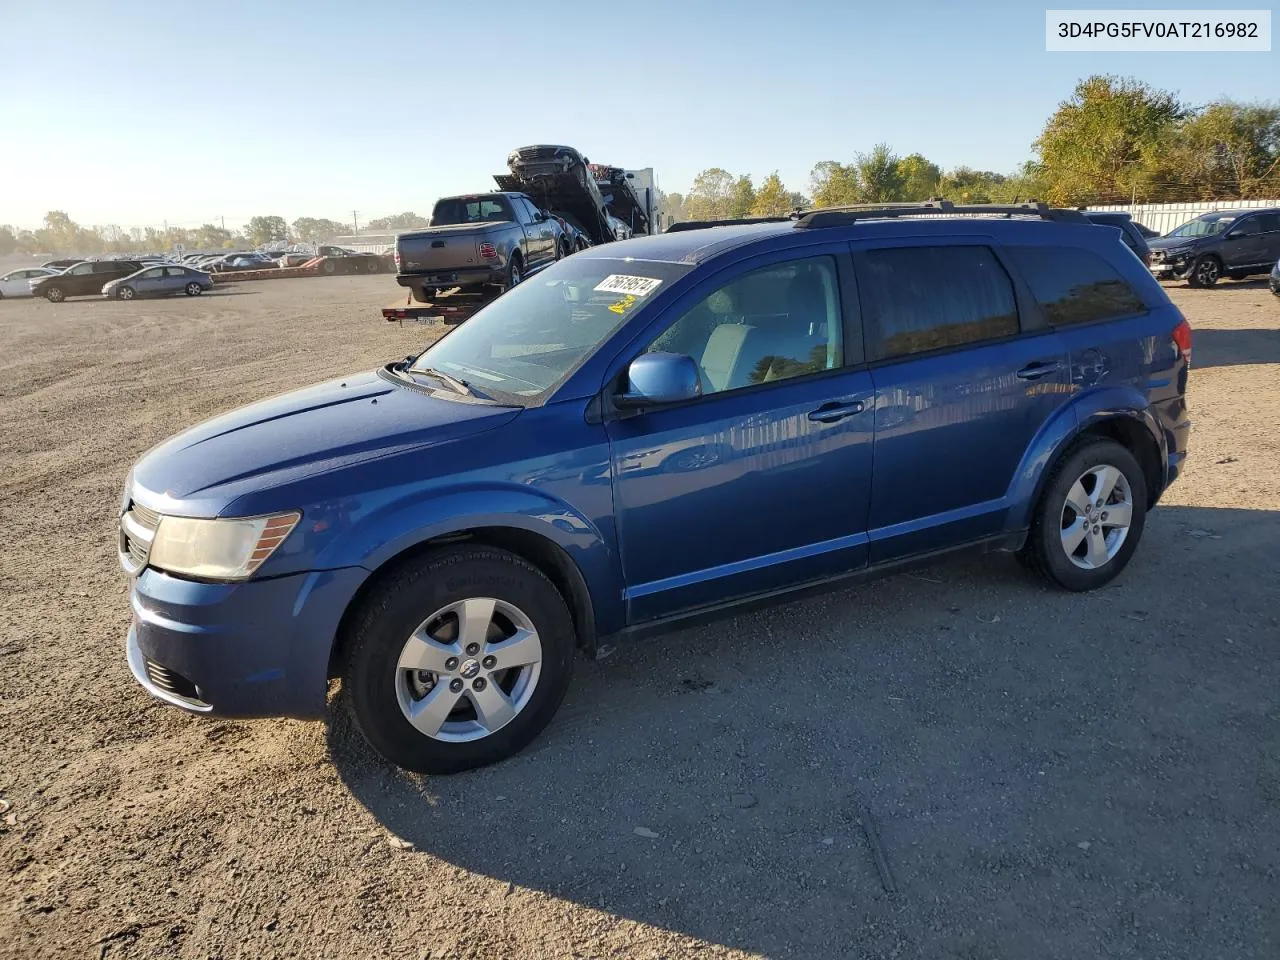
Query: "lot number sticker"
594 275 663 298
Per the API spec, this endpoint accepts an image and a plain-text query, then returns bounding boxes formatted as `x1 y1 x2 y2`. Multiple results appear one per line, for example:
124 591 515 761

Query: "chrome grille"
119 499 160 576
130 502 161 528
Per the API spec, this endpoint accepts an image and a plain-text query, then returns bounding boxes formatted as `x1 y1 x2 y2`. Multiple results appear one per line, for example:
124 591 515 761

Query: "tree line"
662 74 1279 223
6 74 1277 256
0 211 433 257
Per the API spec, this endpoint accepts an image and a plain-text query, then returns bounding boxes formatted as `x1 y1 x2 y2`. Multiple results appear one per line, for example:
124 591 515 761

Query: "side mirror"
616 353 701 409
535 211 548 221
1224 230 1241 240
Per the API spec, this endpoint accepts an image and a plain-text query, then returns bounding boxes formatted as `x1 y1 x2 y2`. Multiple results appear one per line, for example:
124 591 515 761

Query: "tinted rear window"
431 196 512 225
858 246 1019 361
1007 246 1146 327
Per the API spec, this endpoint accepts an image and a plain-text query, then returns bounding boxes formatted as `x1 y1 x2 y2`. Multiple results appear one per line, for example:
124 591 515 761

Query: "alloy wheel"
394 597 543 743
1060 464 1133 570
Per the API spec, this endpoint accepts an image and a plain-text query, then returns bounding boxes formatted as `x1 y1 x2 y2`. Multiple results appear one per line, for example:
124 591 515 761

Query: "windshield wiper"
404 364 477 397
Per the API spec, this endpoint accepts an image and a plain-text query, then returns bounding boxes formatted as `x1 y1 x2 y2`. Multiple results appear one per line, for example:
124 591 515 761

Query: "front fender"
315 483 625 635
1004 386 1164 532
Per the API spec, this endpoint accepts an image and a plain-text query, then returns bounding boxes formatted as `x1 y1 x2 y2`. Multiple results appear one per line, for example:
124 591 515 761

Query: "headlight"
148 511 301 580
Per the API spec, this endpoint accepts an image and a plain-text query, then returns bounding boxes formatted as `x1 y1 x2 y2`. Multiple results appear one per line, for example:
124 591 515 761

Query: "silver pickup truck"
393 192 566 303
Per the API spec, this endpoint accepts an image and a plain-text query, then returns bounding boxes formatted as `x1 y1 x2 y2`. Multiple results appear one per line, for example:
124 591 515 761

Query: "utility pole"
352 210 359 234
220 215 225 231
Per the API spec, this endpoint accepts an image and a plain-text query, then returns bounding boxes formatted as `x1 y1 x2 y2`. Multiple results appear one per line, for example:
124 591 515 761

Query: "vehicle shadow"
1188 327 1280 368
329 504 1280 958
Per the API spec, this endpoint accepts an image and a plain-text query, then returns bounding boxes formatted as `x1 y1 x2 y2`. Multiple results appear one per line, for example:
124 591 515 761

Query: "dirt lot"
1 275 1278 960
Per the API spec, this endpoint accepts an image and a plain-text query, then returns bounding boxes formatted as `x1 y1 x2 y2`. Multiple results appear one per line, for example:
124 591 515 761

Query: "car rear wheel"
365 258 380 273
1018 439 1147 591
1187 255 1221 288
341 546 576 774
45 286 65 303
117 286 136 301
184 282 202 296
505 257 522 291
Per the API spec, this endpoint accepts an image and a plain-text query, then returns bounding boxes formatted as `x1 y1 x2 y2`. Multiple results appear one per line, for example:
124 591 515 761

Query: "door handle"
808 399 865 423
1016 360 1063 380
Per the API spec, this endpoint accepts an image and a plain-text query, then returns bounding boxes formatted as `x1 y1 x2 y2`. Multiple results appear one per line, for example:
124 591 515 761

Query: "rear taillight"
1172 318 1192 363
478 242 497 259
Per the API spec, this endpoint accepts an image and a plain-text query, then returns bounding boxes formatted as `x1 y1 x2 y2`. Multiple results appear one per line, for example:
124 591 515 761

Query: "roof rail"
793 200 1089 229
665 215 795 233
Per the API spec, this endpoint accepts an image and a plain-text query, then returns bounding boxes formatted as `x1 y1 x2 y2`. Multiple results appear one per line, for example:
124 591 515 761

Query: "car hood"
130 369 521 514
1148 235 1204 252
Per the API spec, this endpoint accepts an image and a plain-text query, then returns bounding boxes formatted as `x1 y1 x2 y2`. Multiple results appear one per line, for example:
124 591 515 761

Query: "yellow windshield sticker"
608 294 638 315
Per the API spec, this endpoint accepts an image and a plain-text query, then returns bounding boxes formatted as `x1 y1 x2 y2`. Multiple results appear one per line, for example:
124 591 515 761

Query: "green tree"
190 223 234 250
0 225 16 255
809 161 859 207
246 215 288 245
364 212 430 231
855 143 905 202
936 167 1008 203
728 175 756 218
787 191 810 211
896 153 942 201
751 172 794 217
685 168 736 220
291 217 349 243
1035 74 1186 205
1165 100 1280 199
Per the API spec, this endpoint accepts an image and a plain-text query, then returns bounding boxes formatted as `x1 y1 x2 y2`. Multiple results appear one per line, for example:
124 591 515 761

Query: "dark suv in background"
31 260 145 302
1084 211 1152 266
1149 208 1280 287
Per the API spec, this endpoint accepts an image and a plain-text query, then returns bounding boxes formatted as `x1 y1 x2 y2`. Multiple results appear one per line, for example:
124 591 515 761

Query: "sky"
0 0 1275 233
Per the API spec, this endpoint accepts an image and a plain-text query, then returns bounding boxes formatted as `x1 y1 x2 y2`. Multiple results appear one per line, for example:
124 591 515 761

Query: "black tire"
117 286 136 301
322 259 336 275
365 258 381 273
505 256 523 291
45 286 65 303
184 282 202 296
1018 438 1148 591
557 238 571 260
1187 255 1221 288
341 545 576 774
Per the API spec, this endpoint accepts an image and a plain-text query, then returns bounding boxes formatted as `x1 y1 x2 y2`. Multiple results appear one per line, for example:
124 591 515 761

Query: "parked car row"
0 257 214 302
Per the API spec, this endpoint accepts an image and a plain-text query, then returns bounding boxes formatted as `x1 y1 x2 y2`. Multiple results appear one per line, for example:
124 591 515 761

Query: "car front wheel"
1019 438 1148 591
1187 255 1221 288
117 286 136 301
341 546 576 774
45 286 65 303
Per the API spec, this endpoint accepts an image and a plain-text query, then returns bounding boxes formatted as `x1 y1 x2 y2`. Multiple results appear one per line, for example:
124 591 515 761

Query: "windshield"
1167 214 1235 238
409 257 690 402
431 196 513 225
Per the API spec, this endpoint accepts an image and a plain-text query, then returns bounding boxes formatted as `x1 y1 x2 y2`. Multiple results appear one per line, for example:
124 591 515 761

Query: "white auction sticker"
1046 9 1271 51
594 275 663 297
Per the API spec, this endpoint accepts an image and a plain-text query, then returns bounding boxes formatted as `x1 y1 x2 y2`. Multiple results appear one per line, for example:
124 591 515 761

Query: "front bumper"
126 565 367 719
1150 258 1193 280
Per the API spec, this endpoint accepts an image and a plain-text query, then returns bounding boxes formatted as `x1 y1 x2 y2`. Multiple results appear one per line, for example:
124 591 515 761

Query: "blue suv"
119 202 1192 773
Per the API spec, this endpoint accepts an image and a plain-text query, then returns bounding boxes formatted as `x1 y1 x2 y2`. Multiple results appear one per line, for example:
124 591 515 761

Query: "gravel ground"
1 275 1278 960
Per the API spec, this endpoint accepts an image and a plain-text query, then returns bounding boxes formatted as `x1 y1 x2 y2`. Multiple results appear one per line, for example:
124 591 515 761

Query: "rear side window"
858 246 1018 361
1257 213 1280 233
1007 246 1146 327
